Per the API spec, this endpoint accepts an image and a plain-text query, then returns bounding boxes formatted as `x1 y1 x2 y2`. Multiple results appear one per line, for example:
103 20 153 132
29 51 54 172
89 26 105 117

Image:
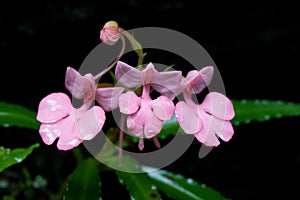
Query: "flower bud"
100 21 120 46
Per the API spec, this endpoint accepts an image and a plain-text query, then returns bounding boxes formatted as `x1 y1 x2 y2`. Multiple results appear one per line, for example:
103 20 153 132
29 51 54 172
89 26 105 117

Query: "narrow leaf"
0 102 39 129
232 99 300 125
64 158 101 200
116 171 161 200
0 143 39 172
142 166 228 200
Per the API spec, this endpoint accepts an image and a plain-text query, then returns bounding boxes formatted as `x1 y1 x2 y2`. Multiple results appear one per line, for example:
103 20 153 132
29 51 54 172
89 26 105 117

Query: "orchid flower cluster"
36 21 235 151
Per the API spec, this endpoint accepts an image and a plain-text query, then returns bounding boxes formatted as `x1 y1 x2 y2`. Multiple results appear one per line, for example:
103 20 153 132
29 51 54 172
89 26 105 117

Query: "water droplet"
201 184 206 188
151 185 157 190
234 121 240 126
241 99 247 104
187 178 194 184
254 99 260 105
3 123 10 128
14 157 23 163
119 179 124 184
276 100 283 105
245 119 251 124
264 115 270 120
276 113 282 118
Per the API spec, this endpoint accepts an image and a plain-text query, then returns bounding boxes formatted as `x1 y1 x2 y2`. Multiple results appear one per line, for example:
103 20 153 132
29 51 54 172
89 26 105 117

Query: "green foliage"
116 171 161 200
0 102 39 130
0 143 39 172
143 167 228 200
64 158 101 200
232 99 300 125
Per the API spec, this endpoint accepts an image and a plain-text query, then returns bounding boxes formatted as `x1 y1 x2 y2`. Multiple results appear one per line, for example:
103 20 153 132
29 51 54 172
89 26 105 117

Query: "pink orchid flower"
100 21 120 46
65 67 124 111
36 67 124 150
116 61 182 150
175 67 235 146
36 93 105 150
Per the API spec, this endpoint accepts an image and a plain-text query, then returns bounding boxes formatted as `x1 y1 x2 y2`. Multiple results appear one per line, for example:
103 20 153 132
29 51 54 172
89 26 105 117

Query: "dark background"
1 0 299 199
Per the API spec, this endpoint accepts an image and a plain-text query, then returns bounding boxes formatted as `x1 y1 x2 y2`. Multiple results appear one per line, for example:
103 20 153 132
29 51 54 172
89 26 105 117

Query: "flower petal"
115 61 142 88
75 106 106 140
200 92 235 120
144 112 163 138
127 115 143 137
65 67 96 102
56 116 82 150
195 110 234 146
96 87 124 111
186 66 214 94
36 93 72 123
216 121 234 142
147 63 182 96
119 91 140 114
175 101 202 134
39 123 61 145
151 96 174 120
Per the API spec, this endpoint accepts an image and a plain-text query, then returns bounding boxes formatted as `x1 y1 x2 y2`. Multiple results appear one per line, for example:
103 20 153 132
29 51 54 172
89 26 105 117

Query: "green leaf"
158 114 181 139
0 143 39 172
0 102 39 129
116 171 161 200
142 166 228 200
64 158 101 200
232 99 300 125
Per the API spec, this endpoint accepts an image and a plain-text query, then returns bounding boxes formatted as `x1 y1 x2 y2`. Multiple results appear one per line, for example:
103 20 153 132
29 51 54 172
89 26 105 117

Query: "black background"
1 0 299 199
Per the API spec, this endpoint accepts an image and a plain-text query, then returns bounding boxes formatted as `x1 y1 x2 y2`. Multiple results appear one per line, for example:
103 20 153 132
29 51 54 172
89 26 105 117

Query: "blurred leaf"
0 102 39 129
142 166 228 200
232 99 300 125
116 171 161 200
0 143 39 172
158 114 181 139
64 158 101 200
3 196 15 200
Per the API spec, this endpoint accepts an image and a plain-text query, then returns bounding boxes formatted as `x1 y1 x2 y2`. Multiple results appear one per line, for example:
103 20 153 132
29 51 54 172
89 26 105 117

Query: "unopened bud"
100 21 120 46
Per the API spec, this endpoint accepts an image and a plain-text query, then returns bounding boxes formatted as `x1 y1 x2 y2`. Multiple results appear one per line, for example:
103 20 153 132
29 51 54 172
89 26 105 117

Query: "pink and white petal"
119 91 140 114
74 106 105 140
100 28 120 46
65 67 85 99
151 66 182 95
200 92 235 120
56 116 82 150
144 112 163 138
216 120 234 142
175 101 202 134
115 61 142 88
36 93 72 123
127 115 143 137
151 96 174 120
199 131 220 147
186 66 214 94
39 123 61 145
95 87 124 111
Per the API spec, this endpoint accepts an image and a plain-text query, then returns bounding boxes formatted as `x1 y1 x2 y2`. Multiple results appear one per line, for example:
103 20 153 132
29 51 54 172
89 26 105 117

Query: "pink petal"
74 106 106 140
175 101 202 134
216 121 234 142
65 67 96 102
115 61 142 88
95 87 124 111
200 92 235 120
56 115 82 150
100 28 120 46
127 115 143 137
148 63 182 96
186 66 214 94
119 91 141 114
144 112 163 138
39 123 61 145
194 110 234 146
36 93 72 123
151 96 174 120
